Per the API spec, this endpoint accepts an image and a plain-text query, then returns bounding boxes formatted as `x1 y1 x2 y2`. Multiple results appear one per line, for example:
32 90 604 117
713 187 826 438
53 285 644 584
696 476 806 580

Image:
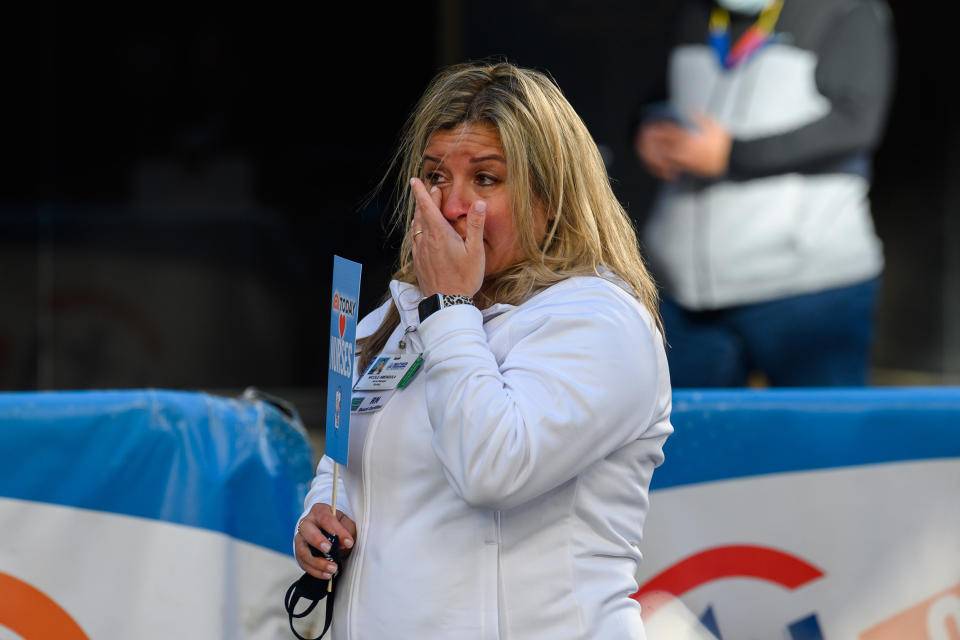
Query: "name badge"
354 354 421 391
351 353 423 414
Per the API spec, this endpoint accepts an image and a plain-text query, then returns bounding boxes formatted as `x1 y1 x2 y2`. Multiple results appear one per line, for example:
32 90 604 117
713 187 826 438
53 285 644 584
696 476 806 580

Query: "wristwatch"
418 293 475 323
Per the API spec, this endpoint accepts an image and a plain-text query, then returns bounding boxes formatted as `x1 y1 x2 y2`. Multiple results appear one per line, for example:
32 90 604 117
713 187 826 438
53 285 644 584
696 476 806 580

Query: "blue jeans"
660 278 881 388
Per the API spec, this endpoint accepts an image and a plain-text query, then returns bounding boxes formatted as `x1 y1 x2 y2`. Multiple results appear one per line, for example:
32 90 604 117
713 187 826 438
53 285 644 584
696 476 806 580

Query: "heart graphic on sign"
339 313 346 338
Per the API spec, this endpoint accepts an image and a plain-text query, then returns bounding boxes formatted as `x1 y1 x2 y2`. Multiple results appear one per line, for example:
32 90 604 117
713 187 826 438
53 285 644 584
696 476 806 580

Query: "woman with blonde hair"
295 61 673 639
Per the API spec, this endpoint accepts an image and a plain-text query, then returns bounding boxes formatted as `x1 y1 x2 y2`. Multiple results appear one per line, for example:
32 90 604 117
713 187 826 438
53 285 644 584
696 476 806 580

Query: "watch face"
418 294 441 322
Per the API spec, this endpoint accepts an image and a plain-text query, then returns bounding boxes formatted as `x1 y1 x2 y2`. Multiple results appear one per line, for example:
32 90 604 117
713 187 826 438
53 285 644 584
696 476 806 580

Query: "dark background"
2 1 958 422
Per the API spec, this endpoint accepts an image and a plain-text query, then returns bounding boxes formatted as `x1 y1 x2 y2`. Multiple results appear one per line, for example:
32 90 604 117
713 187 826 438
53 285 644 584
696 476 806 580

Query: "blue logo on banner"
325 255 362 465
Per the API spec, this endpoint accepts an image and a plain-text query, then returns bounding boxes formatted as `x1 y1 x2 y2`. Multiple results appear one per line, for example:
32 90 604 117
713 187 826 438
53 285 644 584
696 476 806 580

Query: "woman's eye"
476 173 499 186
426 172 447 186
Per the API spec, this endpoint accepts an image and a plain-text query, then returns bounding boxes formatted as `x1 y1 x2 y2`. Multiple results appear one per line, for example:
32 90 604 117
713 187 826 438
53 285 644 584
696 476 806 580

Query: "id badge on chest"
351 353 423 414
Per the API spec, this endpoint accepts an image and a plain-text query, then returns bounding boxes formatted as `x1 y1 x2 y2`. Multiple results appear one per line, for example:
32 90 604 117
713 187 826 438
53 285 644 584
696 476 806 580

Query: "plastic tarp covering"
0 389 315 639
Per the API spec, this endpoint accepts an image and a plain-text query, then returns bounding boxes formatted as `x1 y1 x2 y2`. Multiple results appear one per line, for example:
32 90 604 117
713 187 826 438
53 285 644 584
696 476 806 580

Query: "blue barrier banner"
1 387 956 638
653 387 960 489
0 388 317 637
639 387 960 640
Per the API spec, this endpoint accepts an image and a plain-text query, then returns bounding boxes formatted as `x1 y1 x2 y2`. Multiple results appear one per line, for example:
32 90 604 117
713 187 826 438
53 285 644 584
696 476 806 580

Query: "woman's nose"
441 182 471 221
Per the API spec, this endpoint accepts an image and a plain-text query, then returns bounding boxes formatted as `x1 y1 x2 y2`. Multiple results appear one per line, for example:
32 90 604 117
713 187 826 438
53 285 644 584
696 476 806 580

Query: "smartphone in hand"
641 101 698 130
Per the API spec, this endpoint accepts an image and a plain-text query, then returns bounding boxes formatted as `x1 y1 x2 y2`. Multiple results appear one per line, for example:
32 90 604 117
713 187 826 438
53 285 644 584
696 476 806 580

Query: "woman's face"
422 123 546 280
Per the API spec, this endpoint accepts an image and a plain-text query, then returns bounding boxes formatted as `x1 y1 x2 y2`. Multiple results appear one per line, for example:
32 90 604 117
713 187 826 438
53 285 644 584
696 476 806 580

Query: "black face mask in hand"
284 531 341 640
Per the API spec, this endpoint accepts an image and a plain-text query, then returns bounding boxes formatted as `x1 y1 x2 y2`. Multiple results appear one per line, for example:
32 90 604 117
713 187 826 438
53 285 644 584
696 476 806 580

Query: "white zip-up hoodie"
300 275 673 639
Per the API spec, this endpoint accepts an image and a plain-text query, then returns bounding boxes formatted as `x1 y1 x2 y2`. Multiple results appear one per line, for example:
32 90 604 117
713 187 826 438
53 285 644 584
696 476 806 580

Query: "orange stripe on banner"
632 544 824 600
0 572 89 639
860 583 960 640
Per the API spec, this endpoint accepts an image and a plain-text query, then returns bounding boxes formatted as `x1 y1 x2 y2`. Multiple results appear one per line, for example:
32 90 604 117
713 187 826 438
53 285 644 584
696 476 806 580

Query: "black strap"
284 533 341 640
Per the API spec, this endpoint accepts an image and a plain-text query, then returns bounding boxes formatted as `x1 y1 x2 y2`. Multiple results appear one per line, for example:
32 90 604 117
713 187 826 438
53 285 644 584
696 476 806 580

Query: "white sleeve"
298 454 354 524
418 282 666 510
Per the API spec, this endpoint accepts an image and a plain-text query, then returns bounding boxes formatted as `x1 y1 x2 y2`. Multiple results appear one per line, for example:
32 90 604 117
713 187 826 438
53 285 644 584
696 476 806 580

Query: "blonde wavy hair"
359 61 661 371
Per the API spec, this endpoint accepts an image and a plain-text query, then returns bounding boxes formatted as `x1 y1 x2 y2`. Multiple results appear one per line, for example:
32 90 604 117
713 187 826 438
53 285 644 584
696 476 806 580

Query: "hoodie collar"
389 280 516 327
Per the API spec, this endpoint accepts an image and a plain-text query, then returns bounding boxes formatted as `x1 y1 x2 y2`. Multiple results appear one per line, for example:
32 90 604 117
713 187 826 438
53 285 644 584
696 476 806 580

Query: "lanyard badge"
351 353 423 414
709 0 783 70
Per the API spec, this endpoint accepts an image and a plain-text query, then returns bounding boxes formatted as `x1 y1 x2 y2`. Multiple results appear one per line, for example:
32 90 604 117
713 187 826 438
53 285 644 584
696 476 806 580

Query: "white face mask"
716 0 774 14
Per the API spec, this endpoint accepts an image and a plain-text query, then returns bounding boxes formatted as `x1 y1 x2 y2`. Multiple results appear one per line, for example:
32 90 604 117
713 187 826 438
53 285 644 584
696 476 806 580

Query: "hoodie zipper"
345 321 421 638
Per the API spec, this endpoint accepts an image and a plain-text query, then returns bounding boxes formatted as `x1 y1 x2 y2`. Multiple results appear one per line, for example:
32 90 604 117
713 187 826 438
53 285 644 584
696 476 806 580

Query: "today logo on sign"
332 292 358 336
329 290 358 378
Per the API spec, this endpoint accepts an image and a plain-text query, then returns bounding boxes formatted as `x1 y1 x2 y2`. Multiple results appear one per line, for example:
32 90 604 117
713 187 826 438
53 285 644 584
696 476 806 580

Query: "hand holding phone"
640 101 698 131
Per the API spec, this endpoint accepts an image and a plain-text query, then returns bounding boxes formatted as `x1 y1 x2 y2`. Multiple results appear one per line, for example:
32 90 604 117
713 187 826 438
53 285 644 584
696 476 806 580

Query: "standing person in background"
295 62 673 638
636 0 895 387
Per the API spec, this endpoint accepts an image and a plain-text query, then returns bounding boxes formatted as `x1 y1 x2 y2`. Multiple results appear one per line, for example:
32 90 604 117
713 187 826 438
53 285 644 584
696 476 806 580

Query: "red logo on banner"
332 293 340 311
0 572 89 639
634 544 824 602
634 545 827 639
339 313 346 338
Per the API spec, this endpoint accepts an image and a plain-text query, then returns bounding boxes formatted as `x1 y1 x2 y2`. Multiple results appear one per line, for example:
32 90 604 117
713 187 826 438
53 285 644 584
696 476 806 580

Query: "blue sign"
325 255 362 465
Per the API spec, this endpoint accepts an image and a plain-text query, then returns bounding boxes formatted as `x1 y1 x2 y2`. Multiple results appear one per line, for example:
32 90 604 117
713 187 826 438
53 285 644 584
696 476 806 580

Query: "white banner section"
0 498 306 638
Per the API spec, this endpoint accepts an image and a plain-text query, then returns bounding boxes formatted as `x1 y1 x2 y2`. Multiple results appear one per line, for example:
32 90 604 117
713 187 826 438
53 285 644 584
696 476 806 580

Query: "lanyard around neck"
709 0 784 70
